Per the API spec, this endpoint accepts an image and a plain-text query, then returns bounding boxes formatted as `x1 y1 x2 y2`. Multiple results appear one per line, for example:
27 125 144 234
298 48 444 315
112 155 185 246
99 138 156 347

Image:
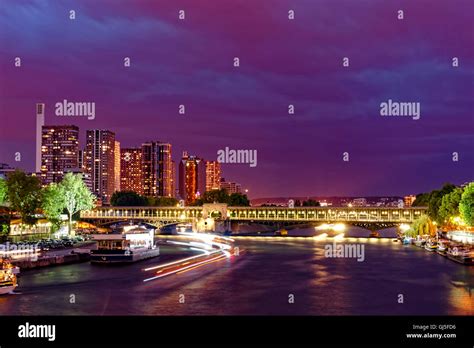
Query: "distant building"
120 147 143 195
114 141 121 193
35 103 45 173
220 178 242 194
64 167 92 191
142 142 173 197
84 129 116 204
205 160 221 192
170 160 176 198
404 195 417 207
179 151 205 204
351 198 367 207
40 125 79 185
78 149 84 170
0 163 15 179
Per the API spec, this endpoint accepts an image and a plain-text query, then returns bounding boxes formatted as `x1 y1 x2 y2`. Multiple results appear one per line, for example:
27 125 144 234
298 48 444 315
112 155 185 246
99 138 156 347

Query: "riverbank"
11 242 96 270
13 251 90 270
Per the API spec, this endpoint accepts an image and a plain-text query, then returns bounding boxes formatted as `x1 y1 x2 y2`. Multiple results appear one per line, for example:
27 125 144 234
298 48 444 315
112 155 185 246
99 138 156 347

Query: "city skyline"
0 1 473 198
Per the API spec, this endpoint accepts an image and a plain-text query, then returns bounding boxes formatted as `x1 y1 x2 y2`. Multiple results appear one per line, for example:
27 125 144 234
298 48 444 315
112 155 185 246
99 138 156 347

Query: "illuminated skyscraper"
35 103 45 173
40 125 79 185
114 141 121 193
205 160 221 192
120 147 143 195
84 130 116 204
220 178 242 194
179 151 205 204
142 142 173 197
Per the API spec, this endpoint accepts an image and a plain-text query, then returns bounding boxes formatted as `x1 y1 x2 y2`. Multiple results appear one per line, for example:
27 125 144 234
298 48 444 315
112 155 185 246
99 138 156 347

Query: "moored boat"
424 240 438 252
0 258 18 295
437 241 448 256
447 247 473 265
91 224 160 264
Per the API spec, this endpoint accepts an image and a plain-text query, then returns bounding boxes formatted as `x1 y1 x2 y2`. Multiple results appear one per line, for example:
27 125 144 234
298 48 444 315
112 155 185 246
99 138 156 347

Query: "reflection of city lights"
313 233 328 240
399 223 410 232
333 223 346 232
316 223 346 232
333 233 345 241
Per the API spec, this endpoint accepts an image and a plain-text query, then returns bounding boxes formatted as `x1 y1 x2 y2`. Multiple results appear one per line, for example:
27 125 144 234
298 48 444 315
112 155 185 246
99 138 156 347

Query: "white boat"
91 224 160 264
0 259 18 295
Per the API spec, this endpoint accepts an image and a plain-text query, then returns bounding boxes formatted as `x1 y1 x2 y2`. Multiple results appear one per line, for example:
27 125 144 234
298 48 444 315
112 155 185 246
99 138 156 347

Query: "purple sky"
0 0 473 198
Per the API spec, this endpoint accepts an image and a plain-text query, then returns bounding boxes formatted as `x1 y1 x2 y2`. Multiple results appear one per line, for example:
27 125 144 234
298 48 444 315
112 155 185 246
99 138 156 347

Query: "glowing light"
333 223 346 232
333 233 345 241
313 233 328 240
399 223 410 232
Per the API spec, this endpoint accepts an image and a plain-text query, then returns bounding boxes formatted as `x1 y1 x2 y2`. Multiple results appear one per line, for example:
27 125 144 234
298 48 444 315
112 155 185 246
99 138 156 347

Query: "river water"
0 227 472 315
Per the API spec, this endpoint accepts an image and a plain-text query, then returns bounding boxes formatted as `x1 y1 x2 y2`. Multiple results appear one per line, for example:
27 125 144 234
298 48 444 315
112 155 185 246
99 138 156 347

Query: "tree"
0 178 7 205
148 196 178 207
59 173 95 234
302 199 320 207
228 192 250 206
111 191 147 206
426 183 456 223
6 170 42 225
406 215 436 238
41 183 64 231
459 182 474 226
438 187 462 225
412 192 430 207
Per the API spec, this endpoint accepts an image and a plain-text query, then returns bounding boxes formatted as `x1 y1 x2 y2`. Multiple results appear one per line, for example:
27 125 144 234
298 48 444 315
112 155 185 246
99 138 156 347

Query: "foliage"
302 199 320 207
412 192 430 207
59 173 95 234
438 187 462 225
459 182 474 226
193 189 250 207
148 196 179 207
0 178 7 205
111 191 147 206
406 215 436 237
41 183 64 230
6 170 42 225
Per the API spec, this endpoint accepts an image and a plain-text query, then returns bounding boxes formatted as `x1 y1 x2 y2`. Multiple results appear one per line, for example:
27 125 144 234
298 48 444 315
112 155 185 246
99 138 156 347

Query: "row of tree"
412 182 474 227
0 170 95 234
111 189 250 207
192 189 250 206
111 191 179 207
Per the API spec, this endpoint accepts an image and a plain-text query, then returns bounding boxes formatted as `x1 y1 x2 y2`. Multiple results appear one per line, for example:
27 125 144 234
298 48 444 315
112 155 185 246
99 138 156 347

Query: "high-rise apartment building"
142 142 173 197
220 178 242 194
120 147 143 195
114 141 121 193
35 103 45 173
84 130 116 204
40 125 79 185
205 160 221 192
179 151 205 204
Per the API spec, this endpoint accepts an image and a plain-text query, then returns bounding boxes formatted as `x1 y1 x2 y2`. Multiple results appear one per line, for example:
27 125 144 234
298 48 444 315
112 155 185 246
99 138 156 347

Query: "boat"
402 237 413 245
414 237 427 247
0 258 18 295
90 224 160 264
447 247 473 265
274 229 288 236
369 231 380 238
424 240 438 252
437 241 448 256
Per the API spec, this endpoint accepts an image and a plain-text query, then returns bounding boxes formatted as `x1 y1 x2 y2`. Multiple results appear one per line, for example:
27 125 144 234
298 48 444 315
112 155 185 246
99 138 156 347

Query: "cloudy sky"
0 0 472 197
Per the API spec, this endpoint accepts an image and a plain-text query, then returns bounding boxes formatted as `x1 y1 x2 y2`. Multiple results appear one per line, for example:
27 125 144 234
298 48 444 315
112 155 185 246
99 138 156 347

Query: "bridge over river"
80 204 427 229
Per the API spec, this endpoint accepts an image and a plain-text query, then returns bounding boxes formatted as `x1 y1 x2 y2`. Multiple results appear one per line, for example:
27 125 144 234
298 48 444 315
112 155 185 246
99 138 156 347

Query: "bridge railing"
81 206 427 223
